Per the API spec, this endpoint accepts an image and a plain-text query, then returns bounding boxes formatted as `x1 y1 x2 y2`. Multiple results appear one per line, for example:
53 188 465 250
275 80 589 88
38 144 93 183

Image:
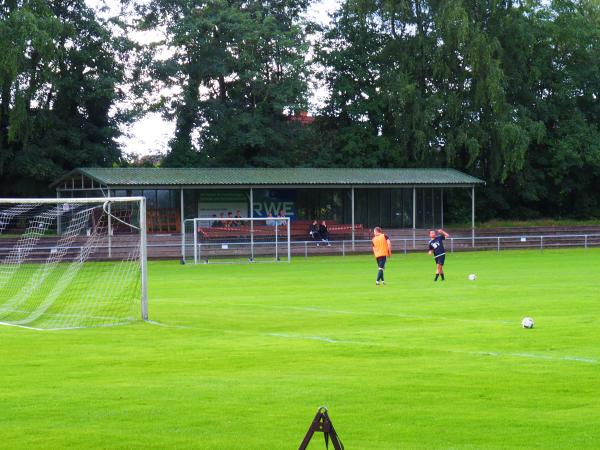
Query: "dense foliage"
137 0 314 167
1 0 599 219
0 0 132 195
315 0 600 219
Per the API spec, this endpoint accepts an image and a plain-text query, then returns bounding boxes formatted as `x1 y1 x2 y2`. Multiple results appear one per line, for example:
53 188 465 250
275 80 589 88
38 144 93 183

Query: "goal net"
0 197 148 330
182 217 291 264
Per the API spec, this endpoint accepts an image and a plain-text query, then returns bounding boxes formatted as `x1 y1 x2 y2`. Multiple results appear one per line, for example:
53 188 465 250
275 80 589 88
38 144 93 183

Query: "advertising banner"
252 190 296 218
197 190 248 219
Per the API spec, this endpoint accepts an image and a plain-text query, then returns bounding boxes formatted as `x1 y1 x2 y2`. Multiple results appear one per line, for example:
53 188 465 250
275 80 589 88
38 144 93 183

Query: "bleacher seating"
196 220 369 241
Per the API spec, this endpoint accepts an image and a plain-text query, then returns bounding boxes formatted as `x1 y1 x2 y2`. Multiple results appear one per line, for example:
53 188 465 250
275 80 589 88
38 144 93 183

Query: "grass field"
1 249 600 449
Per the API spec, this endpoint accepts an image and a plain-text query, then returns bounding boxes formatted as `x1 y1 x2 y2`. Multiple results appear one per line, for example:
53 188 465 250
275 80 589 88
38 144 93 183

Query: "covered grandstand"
51 167 484 254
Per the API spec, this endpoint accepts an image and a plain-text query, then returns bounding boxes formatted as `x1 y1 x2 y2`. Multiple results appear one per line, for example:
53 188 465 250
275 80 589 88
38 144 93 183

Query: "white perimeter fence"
173 232 600 260
4 233 599 261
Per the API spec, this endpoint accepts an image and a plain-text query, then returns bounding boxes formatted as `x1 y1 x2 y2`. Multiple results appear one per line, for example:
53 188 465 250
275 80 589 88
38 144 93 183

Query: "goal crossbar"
0 197 146 204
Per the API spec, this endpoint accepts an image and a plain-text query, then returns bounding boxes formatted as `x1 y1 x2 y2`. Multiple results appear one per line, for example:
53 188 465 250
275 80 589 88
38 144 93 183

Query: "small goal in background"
182 217 291 264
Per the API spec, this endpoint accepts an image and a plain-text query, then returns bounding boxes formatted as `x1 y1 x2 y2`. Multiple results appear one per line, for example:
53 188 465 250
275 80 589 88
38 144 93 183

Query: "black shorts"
376 256 387 269
434 254 445 266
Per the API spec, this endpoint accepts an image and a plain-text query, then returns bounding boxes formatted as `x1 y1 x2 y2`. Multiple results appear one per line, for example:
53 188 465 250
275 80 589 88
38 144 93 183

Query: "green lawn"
1 249 600 449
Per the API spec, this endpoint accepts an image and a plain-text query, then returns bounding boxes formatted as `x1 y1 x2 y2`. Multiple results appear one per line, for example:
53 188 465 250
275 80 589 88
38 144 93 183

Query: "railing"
289 233 600 257
6 232 598 261
178 232 600 261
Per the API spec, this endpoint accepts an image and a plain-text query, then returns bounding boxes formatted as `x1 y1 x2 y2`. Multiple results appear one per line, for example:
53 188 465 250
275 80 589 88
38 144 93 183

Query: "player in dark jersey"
428 229 449 281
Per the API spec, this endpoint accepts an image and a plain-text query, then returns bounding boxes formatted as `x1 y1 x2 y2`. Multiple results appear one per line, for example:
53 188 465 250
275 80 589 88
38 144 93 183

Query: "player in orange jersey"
372 227 392 285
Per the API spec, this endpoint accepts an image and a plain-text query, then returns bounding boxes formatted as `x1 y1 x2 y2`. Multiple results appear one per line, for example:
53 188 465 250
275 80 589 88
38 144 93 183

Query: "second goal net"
182 217 291 264
0 197 148 330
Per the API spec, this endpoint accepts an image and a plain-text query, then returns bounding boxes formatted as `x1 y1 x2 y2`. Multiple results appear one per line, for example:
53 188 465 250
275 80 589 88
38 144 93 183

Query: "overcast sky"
87 0 339 157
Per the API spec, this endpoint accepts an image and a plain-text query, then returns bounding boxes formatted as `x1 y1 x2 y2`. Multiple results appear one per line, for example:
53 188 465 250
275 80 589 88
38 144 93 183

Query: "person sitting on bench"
213 214 224 227
319 220 331 246
309 220 321 245
265 213 277 226
225 211 234 227
234 210 244 226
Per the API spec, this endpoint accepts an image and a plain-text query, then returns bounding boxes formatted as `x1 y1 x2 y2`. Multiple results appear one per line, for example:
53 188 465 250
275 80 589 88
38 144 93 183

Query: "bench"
196 222 369 241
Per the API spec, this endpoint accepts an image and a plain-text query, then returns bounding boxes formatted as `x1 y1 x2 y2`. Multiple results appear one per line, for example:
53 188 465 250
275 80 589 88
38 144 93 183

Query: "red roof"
289 111 315 125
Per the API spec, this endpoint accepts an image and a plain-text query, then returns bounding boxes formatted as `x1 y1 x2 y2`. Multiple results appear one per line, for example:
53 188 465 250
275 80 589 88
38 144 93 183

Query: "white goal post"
0 197 148 330
182 217 291 264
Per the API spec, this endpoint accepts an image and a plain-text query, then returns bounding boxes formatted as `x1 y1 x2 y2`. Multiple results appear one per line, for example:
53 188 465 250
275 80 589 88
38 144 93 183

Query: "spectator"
275 210 287 227
226 211 234 227
235 210 244 226
211 214 221 227
319 220 331 246
265 213 276 226
309 220 321 245
213 213 224 227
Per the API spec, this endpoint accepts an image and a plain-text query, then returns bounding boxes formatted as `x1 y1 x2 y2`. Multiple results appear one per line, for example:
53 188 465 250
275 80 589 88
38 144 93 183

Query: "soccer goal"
182 217 291 264
0 197 148 330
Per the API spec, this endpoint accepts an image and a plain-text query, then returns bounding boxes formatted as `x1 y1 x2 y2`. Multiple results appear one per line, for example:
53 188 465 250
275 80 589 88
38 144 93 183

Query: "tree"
316 0 600 219
139 0 314 168
0 0 132 196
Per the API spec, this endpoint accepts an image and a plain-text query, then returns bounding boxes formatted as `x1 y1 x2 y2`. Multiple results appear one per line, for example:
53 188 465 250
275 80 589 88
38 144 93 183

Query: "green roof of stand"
53 167 484 188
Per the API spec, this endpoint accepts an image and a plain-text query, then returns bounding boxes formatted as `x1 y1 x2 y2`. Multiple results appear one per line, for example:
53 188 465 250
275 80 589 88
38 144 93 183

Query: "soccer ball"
468 274 477 281
521 317 534 329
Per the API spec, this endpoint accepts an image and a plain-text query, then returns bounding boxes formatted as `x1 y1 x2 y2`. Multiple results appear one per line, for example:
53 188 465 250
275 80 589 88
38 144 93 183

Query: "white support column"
441 188 444 228
56 191 62 236
139 197 148 321
275 220 279 261
471 185 475 247
250 187 254 261
412 187 416 249
193 218 198 263
180 188 185 261
107 189 112 258
351 187 355 251
431 187 435 228
287 217 291 262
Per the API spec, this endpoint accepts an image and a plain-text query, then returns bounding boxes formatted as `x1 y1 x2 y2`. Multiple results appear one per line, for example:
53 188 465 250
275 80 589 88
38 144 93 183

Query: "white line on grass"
145 319 194 329
0 320 133 331
262 332 598 365
458 350 597 364
174 299 514 325
98 319 597 366
266 332 365 345
266 304 514 325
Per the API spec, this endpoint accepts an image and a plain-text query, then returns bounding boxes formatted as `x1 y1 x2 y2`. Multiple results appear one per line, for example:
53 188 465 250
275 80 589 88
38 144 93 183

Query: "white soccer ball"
521 317 534 329
468 274 477 281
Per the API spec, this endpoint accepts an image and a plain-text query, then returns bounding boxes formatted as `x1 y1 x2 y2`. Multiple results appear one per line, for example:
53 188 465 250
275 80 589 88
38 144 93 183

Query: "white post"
193 218 198 264
250 187 254 261
56 191 62 235
275 220 279 261
471 185 475 248
440 188 444 228
107 189 112 258
412 187 416 249
351 187 355 251
431 187 435 227
139 197 148 321
180 188 185 261
287 217 291 262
